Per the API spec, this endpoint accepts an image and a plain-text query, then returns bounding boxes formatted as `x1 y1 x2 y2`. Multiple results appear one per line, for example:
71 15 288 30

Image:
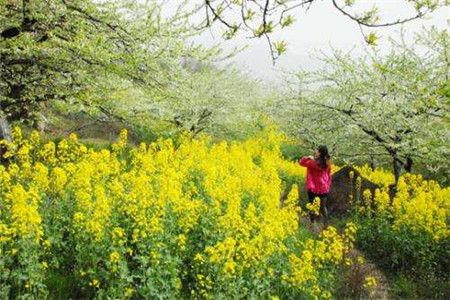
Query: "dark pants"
308 190 329 225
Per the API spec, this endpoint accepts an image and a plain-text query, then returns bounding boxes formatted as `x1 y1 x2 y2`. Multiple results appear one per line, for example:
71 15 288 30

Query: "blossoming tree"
0 0 206 136
274 27 449 182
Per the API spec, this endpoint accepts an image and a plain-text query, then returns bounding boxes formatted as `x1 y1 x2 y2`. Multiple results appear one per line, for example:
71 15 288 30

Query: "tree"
273 27 449 182
109 60 267 141
0 0 204 138
200 0 448 62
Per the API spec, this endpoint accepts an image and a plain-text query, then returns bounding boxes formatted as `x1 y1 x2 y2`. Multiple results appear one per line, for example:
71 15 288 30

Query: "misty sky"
172 0 449 83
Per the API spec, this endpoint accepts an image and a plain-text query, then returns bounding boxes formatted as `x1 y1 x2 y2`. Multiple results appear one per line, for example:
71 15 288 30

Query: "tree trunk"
0 114 12 165
369 156 375 170
393 157 401 185
0 115 12 142
405 156 413 173
389 157 402 205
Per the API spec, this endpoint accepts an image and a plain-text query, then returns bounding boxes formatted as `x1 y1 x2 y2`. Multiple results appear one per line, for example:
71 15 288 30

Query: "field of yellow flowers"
354 165 449 297
0 127 363 299
0 127 448 299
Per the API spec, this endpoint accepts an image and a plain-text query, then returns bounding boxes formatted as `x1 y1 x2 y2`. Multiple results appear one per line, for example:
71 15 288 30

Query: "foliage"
116 64 268 142
1 0 273 144
0 0 208 126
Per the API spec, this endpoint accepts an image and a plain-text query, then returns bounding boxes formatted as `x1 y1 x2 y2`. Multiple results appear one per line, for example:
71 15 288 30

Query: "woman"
299 145 332 225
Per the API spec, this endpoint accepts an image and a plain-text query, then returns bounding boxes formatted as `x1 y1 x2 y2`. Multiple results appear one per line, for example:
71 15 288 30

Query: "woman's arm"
299 156 317 168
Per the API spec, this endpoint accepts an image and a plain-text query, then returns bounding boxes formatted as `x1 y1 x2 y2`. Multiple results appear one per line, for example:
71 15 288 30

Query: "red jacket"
299 157 332 194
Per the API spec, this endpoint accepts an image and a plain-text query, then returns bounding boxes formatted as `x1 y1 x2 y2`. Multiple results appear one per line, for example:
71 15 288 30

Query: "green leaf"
273 40 287 56
281 15 294 28
365 32 378 46
345 0 356 6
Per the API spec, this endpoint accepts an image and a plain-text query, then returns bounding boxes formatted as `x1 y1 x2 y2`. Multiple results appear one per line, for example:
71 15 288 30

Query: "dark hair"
317 145 331 169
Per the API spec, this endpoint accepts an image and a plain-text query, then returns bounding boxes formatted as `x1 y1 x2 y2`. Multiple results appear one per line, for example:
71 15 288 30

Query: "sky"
173 0 449 83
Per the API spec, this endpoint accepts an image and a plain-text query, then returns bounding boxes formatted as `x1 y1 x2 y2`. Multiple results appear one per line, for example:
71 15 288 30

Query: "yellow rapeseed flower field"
0 127 355 299
0 127 447 298
354 164 449 283
355 165 449 242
